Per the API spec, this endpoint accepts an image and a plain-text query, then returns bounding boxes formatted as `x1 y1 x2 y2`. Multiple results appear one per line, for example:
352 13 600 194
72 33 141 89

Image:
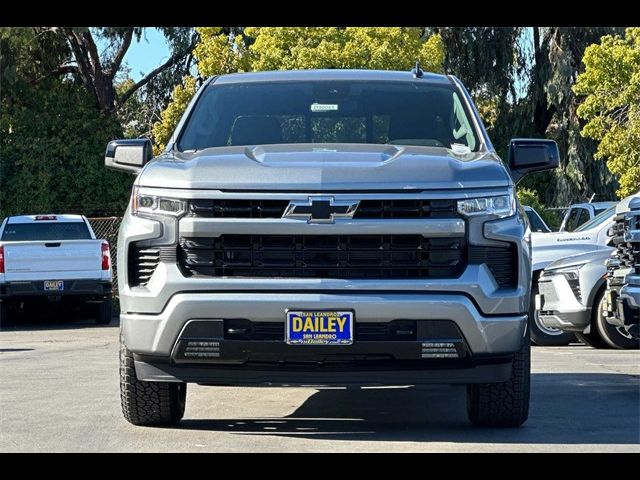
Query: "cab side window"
565 207 589 232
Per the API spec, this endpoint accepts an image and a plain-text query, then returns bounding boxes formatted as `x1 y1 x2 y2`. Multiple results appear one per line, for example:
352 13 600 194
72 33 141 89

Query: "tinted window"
525 209 549 232
564 208 582 232
594 207 608 216
574 208 590 229
575 206 615 232
1 222 91 241
179 81 479 151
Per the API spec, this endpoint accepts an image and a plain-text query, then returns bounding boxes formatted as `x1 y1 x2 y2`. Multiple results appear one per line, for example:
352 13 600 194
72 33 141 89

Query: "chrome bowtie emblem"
283 197 359 224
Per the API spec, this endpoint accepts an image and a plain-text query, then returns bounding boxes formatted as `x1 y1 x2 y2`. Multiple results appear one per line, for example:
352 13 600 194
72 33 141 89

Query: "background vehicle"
524 205 551 233
107 69 559 428
529 205 616 345
603 194 640 344
536 249 637 349
558 201 616 232
0 215 112 324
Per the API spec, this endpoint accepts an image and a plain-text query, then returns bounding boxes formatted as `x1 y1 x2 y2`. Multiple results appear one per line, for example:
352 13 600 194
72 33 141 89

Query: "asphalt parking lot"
1 314 639 452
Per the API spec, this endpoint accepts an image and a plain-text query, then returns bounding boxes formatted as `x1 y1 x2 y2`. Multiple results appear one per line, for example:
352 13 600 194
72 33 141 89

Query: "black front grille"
611 215 640 272
178 235 466 279
469 244 518 288
354 199 457 219
129 245 176 287
186 199 459 219
224 319 417 341
187 199 290 218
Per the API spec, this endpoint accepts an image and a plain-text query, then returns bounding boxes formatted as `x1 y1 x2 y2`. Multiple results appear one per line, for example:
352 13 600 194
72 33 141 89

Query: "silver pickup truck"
106 69 558 427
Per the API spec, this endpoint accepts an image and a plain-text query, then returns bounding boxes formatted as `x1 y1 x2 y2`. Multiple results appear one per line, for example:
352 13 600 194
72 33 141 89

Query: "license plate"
44 280 64 291
286 310 353 345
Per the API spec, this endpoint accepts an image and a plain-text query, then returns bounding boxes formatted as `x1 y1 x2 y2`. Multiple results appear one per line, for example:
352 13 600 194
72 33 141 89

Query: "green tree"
573 27 640 197
152 76 198 155
437 27 622 207
0 27 133 218
28 27 198 114
152 27 444 152
516 187 560 229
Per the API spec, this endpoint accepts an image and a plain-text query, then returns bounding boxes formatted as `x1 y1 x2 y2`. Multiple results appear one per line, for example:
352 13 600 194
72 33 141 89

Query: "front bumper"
0 279 112 300
537 275 590 332
122 291 526 386
608 283 640 326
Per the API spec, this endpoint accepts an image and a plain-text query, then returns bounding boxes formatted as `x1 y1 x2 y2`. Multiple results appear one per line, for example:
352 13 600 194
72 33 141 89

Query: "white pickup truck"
529 205 616 345
0 214 113 324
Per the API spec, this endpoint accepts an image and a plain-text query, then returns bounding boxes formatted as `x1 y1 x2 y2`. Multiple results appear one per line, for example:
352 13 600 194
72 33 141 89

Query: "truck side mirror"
508 138 560 183
105 139 153 174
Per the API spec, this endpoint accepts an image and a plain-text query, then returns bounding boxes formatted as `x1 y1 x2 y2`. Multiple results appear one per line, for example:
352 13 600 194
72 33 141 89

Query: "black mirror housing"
105 139 153 174
508 138 559 183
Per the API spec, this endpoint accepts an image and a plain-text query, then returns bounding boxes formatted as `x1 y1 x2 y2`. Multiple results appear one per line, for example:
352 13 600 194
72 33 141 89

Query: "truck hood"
545 248 613 271
137 144 512 191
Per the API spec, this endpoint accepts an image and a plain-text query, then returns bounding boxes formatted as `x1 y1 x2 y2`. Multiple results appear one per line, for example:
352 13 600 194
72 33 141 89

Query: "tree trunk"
531 27 554 136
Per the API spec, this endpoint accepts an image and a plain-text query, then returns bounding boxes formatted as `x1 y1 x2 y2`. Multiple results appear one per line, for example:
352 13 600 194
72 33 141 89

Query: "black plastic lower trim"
134 358 513 386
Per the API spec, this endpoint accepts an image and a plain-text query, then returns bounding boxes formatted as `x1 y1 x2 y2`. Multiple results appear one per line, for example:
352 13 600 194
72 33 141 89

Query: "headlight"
131 186 186 217
457 192 515 218
542 264 583 280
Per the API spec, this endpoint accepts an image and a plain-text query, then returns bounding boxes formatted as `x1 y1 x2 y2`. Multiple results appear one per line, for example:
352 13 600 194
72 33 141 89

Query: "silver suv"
106 69 558 427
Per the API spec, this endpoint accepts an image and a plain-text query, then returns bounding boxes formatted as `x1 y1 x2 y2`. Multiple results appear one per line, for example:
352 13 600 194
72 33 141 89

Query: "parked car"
603 193 640 343
558 202 617 232
0 214 113 324
530 205 617 345
106 68 559 428
524 205 551 233
536 249 637 349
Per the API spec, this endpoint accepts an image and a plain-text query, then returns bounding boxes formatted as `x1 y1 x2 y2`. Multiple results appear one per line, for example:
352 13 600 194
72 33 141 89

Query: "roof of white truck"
572 201 617 209
6 214 86 224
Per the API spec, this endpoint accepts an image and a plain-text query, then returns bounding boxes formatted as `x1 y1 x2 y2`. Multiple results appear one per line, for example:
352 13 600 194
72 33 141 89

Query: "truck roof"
571 202 617 209
6 214 86 224
212 69 453 85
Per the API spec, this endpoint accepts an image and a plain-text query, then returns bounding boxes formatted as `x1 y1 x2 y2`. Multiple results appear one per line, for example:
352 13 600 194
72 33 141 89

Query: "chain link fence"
88 217 122 294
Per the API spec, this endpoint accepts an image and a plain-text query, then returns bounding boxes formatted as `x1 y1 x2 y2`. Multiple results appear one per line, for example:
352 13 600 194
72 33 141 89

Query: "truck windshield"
1 222 92 241
574 206 615 232
178 81 479 152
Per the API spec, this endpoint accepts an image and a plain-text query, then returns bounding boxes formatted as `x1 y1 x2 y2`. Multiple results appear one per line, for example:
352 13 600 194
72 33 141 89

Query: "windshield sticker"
311 103 339 112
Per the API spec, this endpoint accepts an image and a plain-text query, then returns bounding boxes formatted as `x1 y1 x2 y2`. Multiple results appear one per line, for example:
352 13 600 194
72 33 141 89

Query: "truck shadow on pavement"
177 373 640 444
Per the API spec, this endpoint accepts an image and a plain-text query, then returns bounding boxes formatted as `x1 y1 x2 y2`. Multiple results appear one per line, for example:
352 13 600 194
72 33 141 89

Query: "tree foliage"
0 28 133 218
152 27 444 152
437 27 623 205
151 76 198 155
573 27 640 197
516 187 560 229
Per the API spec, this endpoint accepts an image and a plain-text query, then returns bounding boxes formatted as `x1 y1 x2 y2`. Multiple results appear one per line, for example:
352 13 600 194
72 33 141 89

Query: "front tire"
467 331 530 427
530 282 575 346
120 334 186 426
575 331 610 349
